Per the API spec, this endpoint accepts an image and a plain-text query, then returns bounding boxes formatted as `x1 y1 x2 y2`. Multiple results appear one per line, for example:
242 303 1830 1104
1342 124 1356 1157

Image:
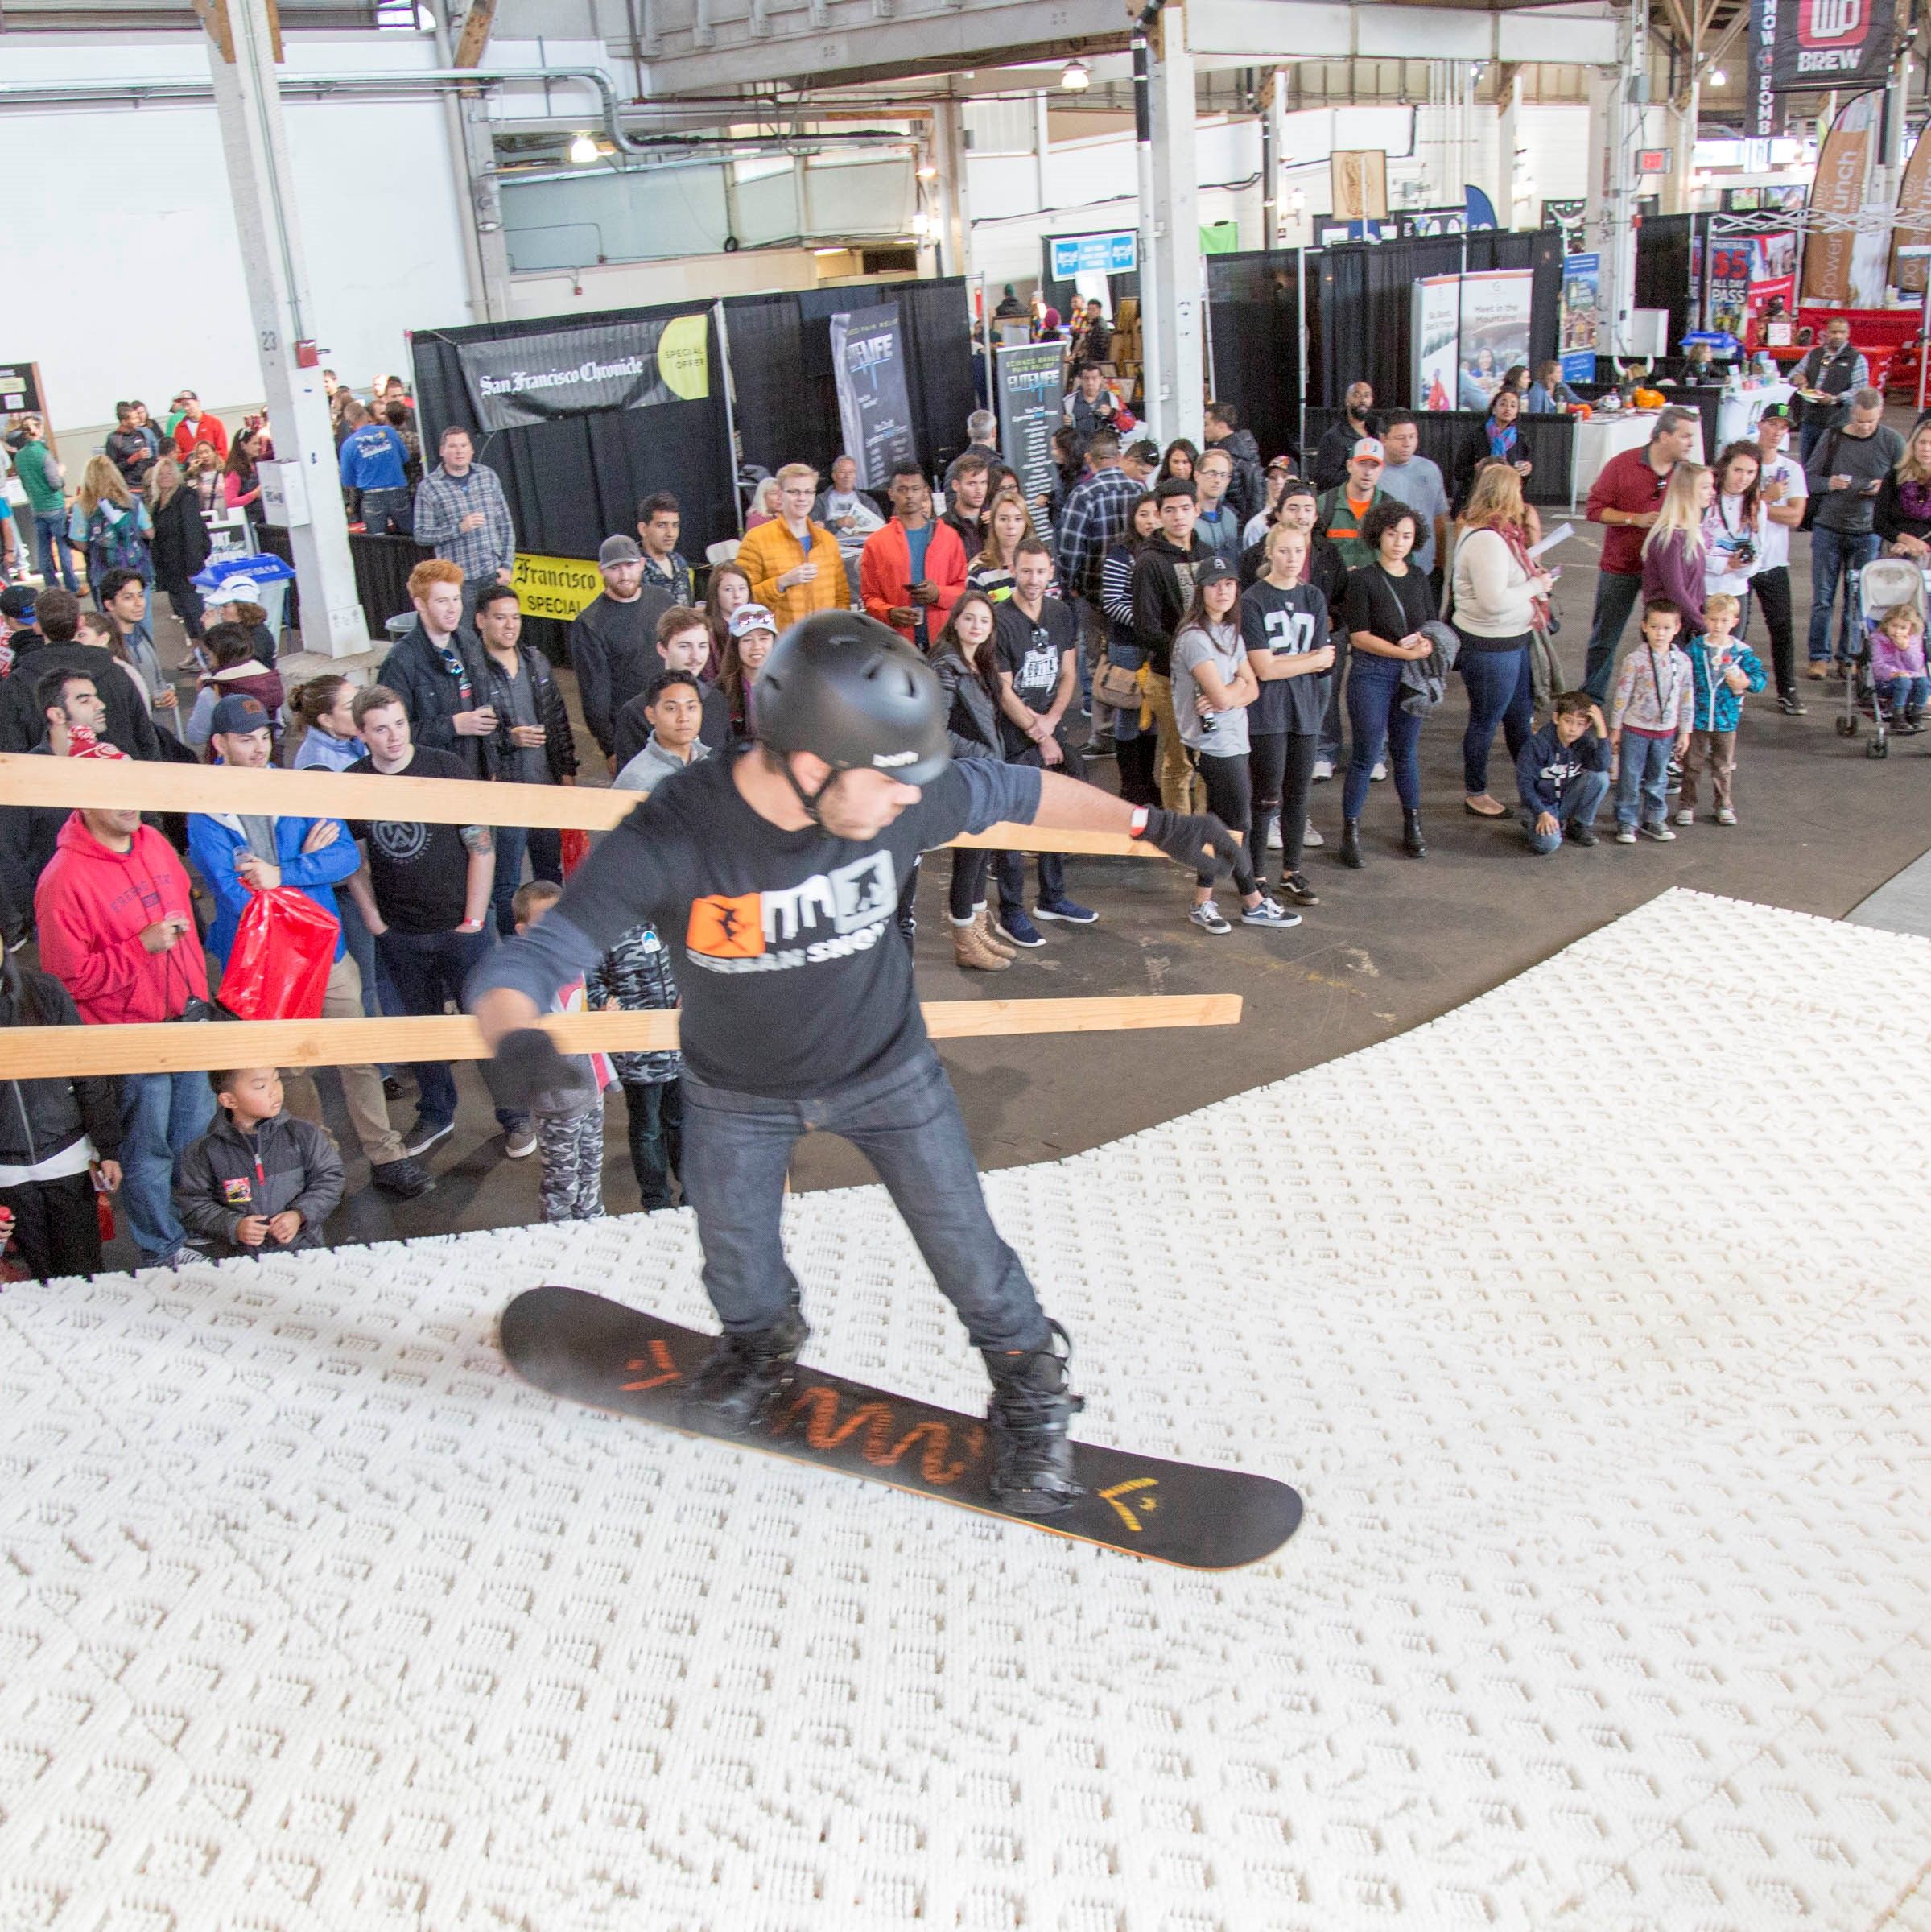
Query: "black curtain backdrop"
1301 404 1574 509
728 276 977 482
1203 249 1302 463
411 303 738 568
1308 228 1564 423
1636 213 1699 352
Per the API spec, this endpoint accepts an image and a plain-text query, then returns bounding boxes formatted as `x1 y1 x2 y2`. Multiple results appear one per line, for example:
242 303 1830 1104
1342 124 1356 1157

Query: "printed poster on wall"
1559 254 1600 386
830 303 917 491
1456 270 1533 408
1746 232 1799 332
1412 275 1462 411
1706 240 1754 338
457 315 709 432
995 341 1067 511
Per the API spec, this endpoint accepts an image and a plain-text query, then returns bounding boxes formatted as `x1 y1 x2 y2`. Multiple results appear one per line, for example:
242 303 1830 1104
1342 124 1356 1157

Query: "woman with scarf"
1449 465 1554 818
1875 415 1931 560
1453 386 1533 512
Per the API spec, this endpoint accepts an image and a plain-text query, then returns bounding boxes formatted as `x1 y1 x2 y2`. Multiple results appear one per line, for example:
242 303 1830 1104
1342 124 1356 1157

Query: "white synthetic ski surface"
2 888 1926 1932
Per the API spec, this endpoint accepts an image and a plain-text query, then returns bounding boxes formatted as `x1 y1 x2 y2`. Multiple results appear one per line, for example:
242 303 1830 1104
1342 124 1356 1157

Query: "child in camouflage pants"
514 882 609 1221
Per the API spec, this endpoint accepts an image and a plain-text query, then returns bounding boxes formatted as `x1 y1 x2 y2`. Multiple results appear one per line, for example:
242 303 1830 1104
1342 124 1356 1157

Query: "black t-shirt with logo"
472 744 1043 1097
992 596 1079 756
346 745 478 934
1239 580 1333 737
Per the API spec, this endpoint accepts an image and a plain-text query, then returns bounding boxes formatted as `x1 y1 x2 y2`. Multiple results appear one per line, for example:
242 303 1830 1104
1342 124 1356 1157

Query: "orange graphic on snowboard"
687 892 765 958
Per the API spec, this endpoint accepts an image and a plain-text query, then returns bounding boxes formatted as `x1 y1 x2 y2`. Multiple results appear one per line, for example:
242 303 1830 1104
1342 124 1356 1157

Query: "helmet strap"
770 745 839 826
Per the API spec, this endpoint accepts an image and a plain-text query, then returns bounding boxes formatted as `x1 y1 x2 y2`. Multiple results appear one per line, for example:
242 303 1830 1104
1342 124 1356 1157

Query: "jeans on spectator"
156 576 205 641
993 740 1082 910
949 846 992 920
1878 673 1931 719
1584 569 1644 701
359 487 413 538
0 1171 102 1278
1807 527 1880 663
279 952 406 1166
623 1077 683 1211
120 1068 217 1262
1248 729 1321 872
1798 420 1832 468
1318 632 1352 765
1750 566 1796 699
679 1046 1050 1352
1459 642 1535 793
489 822 564 937
1521 768 1611 853
1343 653 1423 820
376 924 521 1133
1614 730 1675 828
34 512 78 592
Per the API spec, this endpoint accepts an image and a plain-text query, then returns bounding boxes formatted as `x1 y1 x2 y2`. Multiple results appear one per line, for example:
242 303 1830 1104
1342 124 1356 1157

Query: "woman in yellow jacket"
736 463 852 626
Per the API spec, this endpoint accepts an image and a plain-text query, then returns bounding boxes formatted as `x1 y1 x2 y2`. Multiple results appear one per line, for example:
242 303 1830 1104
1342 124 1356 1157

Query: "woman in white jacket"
1450 463 1553 817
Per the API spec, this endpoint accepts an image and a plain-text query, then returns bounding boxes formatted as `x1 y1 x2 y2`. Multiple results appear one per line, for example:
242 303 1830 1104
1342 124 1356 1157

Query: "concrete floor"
97 469 1931 1265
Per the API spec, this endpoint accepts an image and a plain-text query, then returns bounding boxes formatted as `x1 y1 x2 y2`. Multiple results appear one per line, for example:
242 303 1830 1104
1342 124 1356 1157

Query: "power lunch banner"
1751 0 1896 136
457 316 710 432
829 303 917 491
1801 89 1886 307
1893 121 1931 295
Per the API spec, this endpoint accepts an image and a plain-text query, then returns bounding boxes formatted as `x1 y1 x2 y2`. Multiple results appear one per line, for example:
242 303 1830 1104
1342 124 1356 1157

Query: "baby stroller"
1837 555 1929 760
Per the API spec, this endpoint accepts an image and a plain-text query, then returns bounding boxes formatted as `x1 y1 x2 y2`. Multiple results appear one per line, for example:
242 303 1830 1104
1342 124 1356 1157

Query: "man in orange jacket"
859 460 967 652
737 464 849 628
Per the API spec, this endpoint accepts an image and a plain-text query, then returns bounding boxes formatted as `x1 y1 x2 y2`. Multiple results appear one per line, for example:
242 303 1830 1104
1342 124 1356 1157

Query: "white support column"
1148 0 1204 448
933 97 972 281
1497 65 1523 229
203 0 369 658
1586 0 1646 357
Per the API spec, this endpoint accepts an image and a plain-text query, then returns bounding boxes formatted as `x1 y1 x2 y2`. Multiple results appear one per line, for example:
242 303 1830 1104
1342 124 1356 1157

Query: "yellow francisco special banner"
512 551 603 621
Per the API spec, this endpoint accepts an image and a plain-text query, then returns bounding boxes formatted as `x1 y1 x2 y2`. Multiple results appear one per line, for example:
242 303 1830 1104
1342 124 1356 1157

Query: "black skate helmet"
755 610 952 813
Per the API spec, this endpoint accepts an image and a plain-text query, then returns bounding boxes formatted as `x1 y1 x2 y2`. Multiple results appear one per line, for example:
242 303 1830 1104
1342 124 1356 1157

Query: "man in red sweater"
35 806 217 1266
860 460 966 650
1582 406 1699 700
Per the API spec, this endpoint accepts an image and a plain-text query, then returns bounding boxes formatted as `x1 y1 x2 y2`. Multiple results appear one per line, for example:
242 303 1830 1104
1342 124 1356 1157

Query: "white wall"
506 246 830 317
0 35 470 433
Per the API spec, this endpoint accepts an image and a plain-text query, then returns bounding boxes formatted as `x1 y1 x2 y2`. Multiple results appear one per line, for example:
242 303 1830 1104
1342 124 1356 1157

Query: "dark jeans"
679 1046 1050 1352
1191 747 1259 893
157 576 205 640
359 487 413 537
1751 566 1796 699
949 846 992 920
1807 527 1880 663
1318 631 1352 763
993 739 1082 910
34 511 78 592
489 822 564 937
1459 642 1534 793
0 1171 102 1278
1798 419 1834 467
1584 569 1644 702
622 1077 683 1211
1521 769 1611 852
376 923 519 1130
1343 654 1423 819
1248 729 1321 871
120 1069 217 1261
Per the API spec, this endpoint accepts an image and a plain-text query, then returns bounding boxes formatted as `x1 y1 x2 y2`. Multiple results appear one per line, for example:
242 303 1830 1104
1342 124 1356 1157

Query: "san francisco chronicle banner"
457 316 710 431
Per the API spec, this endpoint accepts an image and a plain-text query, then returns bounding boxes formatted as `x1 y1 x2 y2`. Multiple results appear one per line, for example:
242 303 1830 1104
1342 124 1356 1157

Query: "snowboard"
499 1286 1303 1571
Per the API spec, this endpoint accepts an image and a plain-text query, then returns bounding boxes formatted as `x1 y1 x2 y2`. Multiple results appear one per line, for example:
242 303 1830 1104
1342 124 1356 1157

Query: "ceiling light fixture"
1061 59 1090 92
568 132 598 165
916 156 939 180
1710 68 1727 85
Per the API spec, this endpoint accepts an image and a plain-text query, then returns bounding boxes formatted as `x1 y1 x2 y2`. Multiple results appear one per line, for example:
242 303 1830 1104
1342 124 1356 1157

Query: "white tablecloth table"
1568 411 1706 506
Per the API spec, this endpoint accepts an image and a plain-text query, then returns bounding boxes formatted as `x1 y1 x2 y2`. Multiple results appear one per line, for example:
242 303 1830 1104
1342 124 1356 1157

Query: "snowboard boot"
1402 809 1427 858
952 914 1012 972
974 906 1017 960
684 1306 810 1431
983 1321 1086 1515
1339 819 1364 869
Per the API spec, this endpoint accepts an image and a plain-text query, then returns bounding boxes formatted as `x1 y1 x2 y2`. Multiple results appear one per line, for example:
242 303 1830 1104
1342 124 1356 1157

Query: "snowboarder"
469 610 1237 1514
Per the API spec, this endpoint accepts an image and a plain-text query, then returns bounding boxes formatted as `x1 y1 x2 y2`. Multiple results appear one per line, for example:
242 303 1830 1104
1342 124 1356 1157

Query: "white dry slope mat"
2 888 1927 1932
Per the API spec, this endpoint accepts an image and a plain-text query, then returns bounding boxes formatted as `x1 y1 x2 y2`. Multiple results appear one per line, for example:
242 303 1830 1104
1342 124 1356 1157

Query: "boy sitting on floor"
1516 690 1612 855
175 1067 344 1257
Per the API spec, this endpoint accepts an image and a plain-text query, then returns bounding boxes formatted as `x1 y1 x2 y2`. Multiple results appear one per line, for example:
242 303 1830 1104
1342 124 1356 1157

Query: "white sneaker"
1714 807 1738 825
1371 762 1388 782
1240 896 1302 929
1312 758 1335 782
1189 901 1232 935
1673 807 1694 827
1615 827 1638 844
1302 819 1325 848
1266 820 1284 850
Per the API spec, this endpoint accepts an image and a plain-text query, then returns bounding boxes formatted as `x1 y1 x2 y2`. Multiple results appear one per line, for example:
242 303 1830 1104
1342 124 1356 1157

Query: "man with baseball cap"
186 694 433 1202
169 390 228 462
1317 438 1388 570
572 533 675 769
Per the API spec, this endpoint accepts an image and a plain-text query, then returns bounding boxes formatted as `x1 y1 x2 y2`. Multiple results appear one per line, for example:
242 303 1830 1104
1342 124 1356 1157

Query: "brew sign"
1753 0 1894 116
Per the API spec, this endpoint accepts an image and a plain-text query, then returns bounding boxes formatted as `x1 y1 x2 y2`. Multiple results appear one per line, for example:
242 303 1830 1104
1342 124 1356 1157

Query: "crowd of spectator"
0 343 1918 1282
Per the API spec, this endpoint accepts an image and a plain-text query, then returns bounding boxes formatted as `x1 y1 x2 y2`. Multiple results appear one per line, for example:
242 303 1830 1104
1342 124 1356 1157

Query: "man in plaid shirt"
413 426 517 620
1051 429 1144 753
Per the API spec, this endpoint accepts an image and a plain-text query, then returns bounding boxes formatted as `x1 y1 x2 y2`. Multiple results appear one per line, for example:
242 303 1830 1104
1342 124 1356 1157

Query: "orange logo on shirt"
687 892 765 958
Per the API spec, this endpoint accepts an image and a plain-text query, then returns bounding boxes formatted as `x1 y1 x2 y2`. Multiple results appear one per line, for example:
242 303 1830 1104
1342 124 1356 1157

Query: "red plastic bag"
218 886 338 1021
560 828 590 879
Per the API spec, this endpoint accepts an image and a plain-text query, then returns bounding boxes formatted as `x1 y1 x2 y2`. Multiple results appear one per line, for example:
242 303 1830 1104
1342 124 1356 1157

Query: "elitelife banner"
1752 0 1896 135
829 304 918 490
457 316 709 432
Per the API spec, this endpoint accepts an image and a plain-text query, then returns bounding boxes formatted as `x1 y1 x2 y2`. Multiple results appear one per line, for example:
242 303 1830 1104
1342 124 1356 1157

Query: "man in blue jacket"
336 401 414 536
186 694 434 1199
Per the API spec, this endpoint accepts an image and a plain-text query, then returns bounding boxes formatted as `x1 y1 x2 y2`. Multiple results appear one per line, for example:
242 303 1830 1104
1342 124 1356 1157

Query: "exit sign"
1637 148 1673 174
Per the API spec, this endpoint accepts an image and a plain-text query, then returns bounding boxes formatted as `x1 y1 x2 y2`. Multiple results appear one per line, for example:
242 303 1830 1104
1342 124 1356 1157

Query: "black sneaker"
1568 824 1601 848
983 1321 1085 1515
382 1074 406 1100
371 1157 435 1199
1278 871 1321 906
684 1307 811 1431
403 1117 453 1158
1777 694 1808 716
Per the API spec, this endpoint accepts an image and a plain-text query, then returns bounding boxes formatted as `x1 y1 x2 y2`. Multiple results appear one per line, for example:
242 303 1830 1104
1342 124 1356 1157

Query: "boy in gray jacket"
176 1069 345 1257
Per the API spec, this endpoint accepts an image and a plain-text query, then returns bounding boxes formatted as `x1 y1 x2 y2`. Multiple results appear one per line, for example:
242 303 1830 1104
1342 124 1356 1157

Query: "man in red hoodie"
860 460 966 650
35 806 216 1267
